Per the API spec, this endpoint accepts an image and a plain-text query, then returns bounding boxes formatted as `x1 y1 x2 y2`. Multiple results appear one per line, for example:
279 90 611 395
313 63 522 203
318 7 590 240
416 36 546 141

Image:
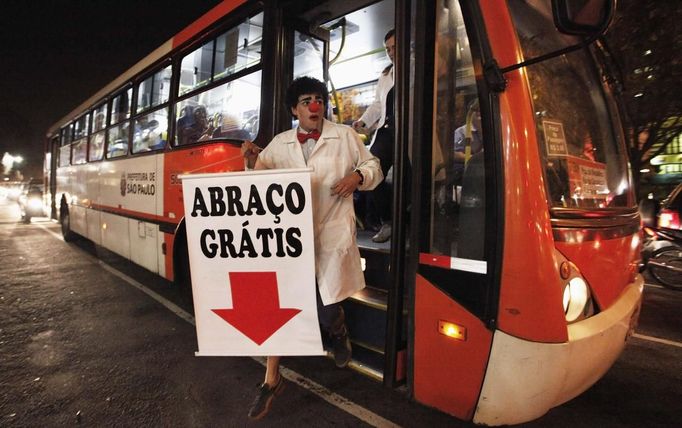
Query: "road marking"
633 333 682 349
38 223 401 428
39 223 65 240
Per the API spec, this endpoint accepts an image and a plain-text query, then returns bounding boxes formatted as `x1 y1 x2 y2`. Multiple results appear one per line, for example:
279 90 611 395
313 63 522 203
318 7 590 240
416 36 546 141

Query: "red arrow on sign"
212 272 302 345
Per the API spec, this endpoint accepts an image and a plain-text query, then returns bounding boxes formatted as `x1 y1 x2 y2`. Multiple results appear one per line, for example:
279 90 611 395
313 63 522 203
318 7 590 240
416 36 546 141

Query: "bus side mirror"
552 0 615 36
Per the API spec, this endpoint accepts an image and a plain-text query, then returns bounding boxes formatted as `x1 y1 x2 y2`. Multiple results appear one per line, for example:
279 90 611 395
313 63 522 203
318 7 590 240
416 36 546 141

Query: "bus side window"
59 125 72 167
107 123 130 158
133 110 168 153
89 132 105 161
174 72 261 147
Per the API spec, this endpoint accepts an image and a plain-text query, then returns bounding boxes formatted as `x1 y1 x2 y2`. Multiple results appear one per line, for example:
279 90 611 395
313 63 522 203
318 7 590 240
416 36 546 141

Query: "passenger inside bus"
133 118 167 152
211 113 252 140
451 100 483 205
177 105 214 145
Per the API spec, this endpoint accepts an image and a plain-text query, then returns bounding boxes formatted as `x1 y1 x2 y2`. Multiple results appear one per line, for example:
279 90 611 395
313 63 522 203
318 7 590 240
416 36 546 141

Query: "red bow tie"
297 129 321 144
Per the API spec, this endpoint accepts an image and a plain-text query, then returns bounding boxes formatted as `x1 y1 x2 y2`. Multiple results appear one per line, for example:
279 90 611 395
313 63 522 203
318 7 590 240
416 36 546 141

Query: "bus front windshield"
508 0 633 210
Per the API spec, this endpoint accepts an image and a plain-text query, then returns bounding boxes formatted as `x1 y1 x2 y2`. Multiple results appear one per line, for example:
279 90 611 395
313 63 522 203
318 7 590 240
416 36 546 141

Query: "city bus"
44 0 643 424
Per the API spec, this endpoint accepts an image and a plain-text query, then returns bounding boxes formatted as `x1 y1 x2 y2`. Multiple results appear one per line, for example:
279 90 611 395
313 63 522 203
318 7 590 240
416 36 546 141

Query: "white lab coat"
258 119 383 304
359 66 394 146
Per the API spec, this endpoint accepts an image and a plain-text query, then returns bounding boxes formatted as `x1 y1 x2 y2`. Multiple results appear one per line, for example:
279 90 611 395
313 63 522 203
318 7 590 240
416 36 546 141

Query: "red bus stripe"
173 0 247 49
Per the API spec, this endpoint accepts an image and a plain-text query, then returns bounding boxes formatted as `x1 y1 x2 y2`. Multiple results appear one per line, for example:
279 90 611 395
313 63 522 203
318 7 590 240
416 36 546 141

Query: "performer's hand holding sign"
241 76 383 420
240 140 261 169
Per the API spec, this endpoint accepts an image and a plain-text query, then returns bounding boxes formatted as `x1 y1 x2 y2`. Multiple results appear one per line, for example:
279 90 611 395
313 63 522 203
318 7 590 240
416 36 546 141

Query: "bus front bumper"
472 275 644 426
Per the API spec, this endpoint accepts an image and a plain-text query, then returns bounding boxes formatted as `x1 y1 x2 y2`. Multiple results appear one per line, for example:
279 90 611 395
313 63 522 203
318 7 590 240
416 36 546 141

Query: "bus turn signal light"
438 320 467 341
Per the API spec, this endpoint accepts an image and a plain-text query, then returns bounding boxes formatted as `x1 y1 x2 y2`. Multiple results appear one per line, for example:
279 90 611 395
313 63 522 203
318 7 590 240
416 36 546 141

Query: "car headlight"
28 197 43 211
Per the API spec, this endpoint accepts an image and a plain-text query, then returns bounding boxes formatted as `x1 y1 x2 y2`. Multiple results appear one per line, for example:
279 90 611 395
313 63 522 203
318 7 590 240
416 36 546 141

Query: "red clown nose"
308 100 321 113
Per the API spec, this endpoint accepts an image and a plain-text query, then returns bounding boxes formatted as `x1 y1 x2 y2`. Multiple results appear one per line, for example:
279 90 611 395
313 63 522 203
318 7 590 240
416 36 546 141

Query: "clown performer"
240 76 383 420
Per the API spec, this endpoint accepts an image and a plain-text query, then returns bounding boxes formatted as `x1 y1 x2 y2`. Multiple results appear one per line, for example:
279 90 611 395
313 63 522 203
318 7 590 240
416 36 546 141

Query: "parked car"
18 180 46 223
658 183 682 230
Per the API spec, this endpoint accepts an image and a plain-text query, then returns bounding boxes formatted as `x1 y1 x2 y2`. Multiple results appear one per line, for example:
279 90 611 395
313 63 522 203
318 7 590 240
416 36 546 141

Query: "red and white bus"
44 0 643 424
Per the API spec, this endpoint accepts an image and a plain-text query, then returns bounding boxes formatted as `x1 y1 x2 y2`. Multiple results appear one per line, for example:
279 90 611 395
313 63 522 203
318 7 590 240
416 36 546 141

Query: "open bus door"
279 0 408 386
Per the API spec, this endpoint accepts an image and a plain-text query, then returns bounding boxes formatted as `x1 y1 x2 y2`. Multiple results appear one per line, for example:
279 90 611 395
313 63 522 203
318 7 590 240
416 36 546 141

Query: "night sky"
0 0 222 178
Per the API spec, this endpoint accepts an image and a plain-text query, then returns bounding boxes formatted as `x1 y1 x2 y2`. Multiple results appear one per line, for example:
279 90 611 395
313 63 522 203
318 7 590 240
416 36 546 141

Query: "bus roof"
46 0 246 138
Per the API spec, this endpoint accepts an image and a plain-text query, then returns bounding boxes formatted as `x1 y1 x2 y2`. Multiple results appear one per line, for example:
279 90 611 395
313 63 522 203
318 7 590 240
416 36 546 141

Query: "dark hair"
382 29 396 75
384 29 395 43
285 76 329 116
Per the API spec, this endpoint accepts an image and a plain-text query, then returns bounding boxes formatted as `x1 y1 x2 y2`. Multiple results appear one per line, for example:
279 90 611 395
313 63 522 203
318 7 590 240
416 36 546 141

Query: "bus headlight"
556 249 595 324
563 277 590 323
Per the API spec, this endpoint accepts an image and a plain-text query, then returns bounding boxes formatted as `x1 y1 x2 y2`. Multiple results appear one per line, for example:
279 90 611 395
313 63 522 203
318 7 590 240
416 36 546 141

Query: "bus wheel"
173 225 194 311
60 209 76 242
22 214 31 224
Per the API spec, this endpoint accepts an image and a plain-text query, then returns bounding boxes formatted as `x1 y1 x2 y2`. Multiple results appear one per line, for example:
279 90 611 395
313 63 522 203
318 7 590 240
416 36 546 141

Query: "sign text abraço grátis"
191 183 306 259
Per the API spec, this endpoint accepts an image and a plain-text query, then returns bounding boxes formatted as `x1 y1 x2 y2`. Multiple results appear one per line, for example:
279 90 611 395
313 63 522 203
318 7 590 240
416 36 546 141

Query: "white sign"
542 120 569 156
180 168 323 356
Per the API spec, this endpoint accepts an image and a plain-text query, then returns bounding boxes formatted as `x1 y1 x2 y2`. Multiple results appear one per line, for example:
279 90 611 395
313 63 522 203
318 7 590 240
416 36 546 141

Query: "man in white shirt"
353 29 395 243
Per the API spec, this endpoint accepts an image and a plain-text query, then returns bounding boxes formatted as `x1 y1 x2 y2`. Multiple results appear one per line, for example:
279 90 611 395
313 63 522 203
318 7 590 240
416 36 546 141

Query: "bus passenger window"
93 102 107 132
73 114 89 140
72 139 87 165
137 65 172 113
179 40 214 96
106 123 130 158
89 131 105 161
174 71 261 146
110 89 132 125
72 115 90 164
429 0 486 261
293 31 324 82
213 12 263 81
132 109 168 153
58 125 72 167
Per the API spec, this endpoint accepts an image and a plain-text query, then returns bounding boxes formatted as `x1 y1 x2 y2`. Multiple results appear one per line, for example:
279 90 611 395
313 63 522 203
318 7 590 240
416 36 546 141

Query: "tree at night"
605 0 682 196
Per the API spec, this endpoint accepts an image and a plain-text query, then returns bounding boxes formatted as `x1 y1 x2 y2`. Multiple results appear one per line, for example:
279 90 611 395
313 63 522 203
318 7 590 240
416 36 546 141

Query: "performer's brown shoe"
247 375 285 420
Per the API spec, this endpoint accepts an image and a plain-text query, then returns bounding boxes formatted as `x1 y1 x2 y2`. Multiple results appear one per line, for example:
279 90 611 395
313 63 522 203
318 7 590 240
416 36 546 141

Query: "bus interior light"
438 320 467 341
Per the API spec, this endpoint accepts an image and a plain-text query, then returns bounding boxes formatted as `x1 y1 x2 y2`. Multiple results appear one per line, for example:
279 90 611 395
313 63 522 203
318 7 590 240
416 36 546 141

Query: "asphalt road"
0 196 680 427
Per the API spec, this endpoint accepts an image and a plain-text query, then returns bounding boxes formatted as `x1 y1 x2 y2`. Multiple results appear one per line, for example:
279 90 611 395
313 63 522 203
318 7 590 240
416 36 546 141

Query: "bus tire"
60 202 76 242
